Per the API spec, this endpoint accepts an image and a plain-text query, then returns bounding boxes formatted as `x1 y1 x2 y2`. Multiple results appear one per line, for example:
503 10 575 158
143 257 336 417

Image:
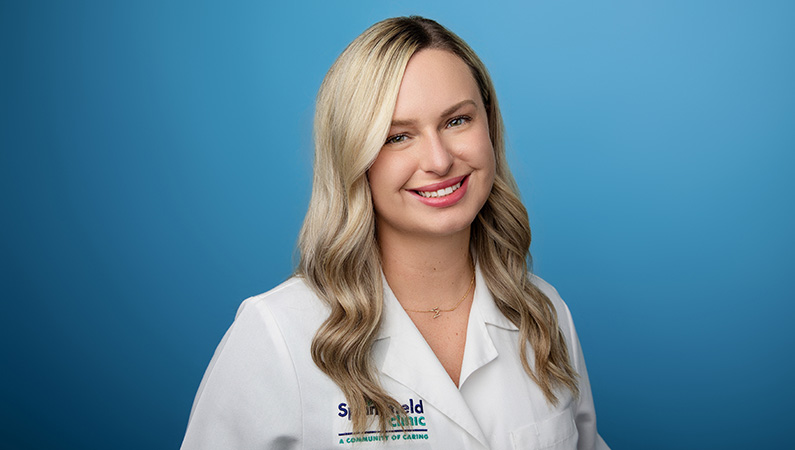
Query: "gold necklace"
403 267 476 319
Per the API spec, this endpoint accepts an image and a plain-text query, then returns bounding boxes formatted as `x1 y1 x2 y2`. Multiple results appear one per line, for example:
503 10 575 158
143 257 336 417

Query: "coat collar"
470 264 519 332
373 264 514 447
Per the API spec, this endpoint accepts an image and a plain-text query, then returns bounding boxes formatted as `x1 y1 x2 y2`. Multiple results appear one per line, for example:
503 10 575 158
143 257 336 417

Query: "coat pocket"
510 408 578 450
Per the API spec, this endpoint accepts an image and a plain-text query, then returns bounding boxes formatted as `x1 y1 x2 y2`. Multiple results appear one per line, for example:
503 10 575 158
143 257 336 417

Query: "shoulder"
191 276 328 413
235 276 330 335
228 277 331 376
529 274 572 317
194 277 325 390
238 276 326 315
182 277 328 448
528 274 576 338
529 275 608 449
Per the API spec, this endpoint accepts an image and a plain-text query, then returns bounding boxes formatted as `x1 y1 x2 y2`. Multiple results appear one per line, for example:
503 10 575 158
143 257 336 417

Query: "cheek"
485 145 496 177
471 130 496 175
459 121 495 167
367 154 390 198
471 136 497 196
480 150 497 198
368 151 413 195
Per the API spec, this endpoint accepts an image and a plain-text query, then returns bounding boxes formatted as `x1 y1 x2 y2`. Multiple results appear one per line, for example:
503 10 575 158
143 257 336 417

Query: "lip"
408 175 469 208
411 175 468 192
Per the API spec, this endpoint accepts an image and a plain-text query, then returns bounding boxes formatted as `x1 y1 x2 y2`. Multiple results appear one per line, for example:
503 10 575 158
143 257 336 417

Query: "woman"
182 16 608 449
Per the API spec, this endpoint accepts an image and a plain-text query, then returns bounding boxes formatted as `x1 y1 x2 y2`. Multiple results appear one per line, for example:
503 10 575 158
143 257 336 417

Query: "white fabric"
181 267 609 449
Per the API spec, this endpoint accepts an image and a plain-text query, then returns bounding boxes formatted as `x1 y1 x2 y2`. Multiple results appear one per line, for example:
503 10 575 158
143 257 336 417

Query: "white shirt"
181 267 609 449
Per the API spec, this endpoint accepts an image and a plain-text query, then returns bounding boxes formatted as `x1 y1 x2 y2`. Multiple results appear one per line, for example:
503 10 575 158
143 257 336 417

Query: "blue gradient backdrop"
2 1 793 449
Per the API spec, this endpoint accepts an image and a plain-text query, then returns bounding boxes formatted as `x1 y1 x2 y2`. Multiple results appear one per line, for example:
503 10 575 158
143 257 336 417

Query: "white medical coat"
181 267 609 449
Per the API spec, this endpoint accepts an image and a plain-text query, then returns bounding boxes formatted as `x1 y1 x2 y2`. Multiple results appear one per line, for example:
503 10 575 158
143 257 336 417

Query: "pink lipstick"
409 175 469 207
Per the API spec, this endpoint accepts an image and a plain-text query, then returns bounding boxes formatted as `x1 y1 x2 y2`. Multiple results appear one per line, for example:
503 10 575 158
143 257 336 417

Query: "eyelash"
447 115 471 128
384 115 472 145
385 134 407 145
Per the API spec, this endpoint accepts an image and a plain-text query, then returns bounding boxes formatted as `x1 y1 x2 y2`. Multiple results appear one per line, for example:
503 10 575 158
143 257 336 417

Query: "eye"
385 134 407 145
447 116 471 128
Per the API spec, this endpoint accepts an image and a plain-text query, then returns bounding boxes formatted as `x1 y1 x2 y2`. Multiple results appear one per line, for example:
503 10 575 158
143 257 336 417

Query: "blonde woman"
182 16 609 450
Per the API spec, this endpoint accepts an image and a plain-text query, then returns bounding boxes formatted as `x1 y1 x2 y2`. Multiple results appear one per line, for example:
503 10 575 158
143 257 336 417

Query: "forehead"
392 49 481 119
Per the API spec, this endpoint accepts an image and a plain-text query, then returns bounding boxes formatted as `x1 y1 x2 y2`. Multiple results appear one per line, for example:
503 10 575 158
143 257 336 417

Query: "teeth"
417 181 462 198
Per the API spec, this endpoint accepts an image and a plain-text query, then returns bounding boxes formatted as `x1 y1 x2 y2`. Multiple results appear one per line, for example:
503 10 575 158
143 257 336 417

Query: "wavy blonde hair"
297 16 579 435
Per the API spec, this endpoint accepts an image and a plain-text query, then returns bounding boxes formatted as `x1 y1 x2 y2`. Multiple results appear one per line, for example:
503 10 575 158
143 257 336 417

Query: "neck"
377 226 474 310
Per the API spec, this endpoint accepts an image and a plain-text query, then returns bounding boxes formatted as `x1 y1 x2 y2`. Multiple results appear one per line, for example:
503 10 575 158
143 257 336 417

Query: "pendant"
430 307 441 319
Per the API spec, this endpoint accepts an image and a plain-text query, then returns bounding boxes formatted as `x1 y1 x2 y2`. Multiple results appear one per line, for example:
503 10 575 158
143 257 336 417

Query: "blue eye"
385 134 407 145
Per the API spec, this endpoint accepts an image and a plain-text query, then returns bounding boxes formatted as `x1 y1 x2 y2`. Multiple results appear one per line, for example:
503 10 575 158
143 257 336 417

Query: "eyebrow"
390 99 477 127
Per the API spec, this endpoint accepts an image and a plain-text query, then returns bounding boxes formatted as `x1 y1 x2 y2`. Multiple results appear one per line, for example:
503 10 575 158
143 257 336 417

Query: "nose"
419 132 454 176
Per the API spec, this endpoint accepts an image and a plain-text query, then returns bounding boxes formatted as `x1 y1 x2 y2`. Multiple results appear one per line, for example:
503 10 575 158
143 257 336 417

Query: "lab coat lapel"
374 277 489 447
458 265 506 387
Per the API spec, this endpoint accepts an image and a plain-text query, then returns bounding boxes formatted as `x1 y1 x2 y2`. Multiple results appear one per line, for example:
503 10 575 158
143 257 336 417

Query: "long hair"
296 16 579 435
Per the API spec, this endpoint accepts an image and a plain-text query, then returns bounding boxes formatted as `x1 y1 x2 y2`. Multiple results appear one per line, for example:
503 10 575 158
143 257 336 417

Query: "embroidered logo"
336 398 430 444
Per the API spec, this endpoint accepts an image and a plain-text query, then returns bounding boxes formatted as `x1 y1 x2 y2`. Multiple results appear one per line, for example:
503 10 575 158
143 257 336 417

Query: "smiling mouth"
415 180 464 198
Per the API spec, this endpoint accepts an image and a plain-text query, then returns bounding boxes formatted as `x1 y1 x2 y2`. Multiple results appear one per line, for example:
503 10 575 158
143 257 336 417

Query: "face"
368 49 496 242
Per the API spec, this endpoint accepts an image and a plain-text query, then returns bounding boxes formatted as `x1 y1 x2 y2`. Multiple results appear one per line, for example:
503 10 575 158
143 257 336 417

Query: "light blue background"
2 1 793 449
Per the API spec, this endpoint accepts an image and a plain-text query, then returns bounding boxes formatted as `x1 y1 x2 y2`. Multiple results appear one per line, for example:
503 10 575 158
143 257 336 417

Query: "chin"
420 215 477 238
